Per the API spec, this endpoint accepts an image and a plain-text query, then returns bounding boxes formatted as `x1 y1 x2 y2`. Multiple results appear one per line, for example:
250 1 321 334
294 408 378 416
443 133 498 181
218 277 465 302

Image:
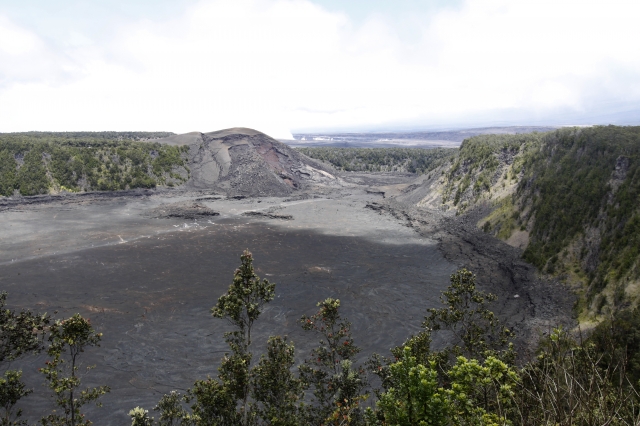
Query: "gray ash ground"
0 175 574 424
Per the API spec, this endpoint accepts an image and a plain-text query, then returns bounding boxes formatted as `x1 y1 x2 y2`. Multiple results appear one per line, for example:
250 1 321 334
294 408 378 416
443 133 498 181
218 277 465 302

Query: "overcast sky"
1 0 639 138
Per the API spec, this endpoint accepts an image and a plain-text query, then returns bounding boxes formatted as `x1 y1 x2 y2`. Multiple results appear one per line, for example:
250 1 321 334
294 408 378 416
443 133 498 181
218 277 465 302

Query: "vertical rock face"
155 127 338 196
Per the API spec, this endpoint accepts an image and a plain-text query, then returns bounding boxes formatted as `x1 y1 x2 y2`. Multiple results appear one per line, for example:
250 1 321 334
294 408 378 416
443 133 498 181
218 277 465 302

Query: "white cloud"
0 16 39 55
0 15 80 88
1 0 639 137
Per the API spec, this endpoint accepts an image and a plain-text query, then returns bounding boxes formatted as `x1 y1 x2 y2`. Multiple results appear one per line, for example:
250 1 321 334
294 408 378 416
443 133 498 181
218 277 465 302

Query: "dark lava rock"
365 202 385 212
149 202 220 220
242 211 293 220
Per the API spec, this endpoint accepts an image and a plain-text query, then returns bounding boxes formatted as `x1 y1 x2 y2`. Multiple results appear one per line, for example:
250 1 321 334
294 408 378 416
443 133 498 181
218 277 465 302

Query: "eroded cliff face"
391 127 640 321
156 127 340 196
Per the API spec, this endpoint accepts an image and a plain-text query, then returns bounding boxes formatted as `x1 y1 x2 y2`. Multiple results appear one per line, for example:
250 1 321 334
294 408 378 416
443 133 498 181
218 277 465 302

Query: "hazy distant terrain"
286 126 558 148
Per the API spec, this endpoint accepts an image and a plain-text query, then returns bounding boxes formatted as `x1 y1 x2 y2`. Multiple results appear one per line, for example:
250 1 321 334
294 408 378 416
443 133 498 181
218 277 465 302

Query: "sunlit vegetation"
123 259 640 426
440 126 640 317
516 127 640 306
296 147 457 174
0 132 188 196
5 255 640 425
442 133 543 207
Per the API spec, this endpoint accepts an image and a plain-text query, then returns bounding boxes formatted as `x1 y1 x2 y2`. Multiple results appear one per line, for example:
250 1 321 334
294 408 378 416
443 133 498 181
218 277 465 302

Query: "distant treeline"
0 132 188 196
1 131 175 143
441 126 640 318
296 147 457 174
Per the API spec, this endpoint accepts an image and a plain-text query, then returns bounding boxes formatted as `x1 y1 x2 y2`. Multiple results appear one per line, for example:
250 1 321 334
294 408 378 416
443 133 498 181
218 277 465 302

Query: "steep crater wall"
395 126 640 321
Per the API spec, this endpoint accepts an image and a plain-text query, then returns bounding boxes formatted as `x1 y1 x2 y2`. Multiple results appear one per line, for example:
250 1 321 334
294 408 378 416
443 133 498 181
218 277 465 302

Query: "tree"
367 330 433 401
370 269 513 407
0 292 50 424
129 407 153 426
153 391 193 426
368 268 520 425
367 347 518 426
445 355 518 425
367 347 448 426
0 370 31 426
0 150 18 197
209 249 275 425
138 250 277 425
187 378 239 426
0 292 50 364
251 336 303 425
211 250 275 350
424 269 514 365
39 314 110 426
589 306 640 384
299 298 367 425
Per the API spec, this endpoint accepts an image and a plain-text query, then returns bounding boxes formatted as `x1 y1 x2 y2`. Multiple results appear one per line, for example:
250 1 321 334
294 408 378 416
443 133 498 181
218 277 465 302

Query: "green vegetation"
129 259 640 425
1 131 174 143
0 132 188 196
3 254 640 424
299 298 366 425
368 348 449 426
440 126 640 317
40 314 110 426
424 269 514 364
206 249 276 424
296 147 456 174
0 294 109 425
0 292 50 425
515 127 640 306
442 133 543 208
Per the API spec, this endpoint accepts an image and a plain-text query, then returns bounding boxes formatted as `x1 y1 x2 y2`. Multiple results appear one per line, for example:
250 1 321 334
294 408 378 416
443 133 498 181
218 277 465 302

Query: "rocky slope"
392 126 640 321
155 128 340 197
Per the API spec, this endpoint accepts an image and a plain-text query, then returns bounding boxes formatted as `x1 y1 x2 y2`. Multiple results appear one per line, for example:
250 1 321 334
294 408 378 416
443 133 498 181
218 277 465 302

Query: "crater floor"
1 183 461 424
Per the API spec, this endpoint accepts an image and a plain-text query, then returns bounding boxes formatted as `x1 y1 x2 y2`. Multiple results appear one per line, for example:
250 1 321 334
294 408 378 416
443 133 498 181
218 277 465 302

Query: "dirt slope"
155 128 339 196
